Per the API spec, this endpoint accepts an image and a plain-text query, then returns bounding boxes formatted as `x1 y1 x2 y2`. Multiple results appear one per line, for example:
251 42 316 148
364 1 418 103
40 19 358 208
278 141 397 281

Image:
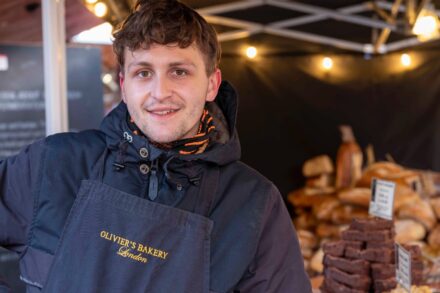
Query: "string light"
322 57 333 70
85 0 98 4
400 53 411 67
93 2 108 18
246 46 257 59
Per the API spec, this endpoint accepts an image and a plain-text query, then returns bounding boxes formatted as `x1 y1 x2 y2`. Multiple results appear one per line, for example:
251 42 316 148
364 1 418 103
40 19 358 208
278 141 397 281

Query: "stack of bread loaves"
289 158 440 276
321 218 424 293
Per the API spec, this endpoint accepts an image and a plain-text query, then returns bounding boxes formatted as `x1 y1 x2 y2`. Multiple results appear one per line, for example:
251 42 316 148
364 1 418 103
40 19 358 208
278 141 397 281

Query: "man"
0 0 311 292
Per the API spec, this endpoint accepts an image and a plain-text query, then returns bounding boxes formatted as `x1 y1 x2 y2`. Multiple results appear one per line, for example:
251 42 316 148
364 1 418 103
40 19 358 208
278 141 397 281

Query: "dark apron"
42 150 217 293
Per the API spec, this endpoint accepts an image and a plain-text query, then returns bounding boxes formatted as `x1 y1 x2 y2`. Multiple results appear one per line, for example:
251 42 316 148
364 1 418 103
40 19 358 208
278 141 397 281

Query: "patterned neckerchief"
127 108 215 155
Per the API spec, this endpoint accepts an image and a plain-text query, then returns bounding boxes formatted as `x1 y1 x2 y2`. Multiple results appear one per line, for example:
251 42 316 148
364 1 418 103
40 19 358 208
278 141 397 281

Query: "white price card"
368 178 395 220
396 244 412 292
0 54 8 71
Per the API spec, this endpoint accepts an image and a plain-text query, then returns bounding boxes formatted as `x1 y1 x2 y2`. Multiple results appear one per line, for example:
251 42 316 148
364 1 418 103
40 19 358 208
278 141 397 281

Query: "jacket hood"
100 80 241 167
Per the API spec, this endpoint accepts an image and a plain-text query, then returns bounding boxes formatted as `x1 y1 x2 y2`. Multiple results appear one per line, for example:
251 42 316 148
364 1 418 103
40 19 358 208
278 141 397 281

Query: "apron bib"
42 150 217 293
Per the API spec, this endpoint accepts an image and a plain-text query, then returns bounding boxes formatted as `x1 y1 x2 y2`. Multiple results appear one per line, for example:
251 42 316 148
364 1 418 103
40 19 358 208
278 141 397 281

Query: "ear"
205 68 222 102
119 71 127 103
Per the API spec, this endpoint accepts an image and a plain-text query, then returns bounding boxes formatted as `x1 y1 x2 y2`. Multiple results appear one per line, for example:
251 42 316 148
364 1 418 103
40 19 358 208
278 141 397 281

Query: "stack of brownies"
321 217 424 293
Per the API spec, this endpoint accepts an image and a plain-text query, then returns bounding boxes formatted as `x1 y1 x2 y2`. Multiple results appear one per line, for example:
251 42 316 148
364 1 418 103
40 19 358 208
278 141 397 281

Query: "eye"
137 71 152 78
172 69 188 77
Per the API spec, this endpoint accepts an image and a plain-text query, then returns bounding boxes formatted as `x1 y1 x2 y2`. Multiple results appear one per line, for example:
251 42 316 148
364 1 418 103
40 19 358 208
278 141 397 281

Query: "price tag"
368 178 395 220
396 244 412 292
0 54 8 71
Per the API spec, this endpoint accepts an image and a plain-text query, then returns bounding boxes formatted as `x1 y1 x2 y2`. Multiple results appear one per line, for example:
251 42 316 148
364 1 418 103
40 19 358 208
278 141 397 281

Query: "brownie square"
322 276 369 293
371 263 395 279
374 277 397 291
344 240 364 250
349 218 394 231
366 240 395 250
323 241 345 257
345 247 394 263
325 267 371 290
324 255 370 275
341 229 393 242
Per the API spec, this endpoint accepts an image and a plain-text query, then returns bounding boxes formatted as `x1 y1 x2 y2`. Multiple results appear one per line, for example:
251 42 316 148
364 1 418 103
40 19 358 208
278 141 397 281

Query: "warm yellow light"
400 53 411 67
85 0 98 4
322 57 333 70
102 73 113 84
412 9 439 40
94 2 108 18
246 46 257 59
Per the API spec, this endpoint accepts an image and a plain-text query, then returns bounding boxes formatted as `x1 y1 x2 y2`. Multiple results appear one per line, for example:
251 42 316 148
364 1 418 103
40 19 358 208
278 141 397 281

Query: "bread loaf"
356 162 403 188
310 248 324 273
394 184 420 211
314 197 341 221
337 188 371 207
428 224 440 249
395 219 426 244
303 155 334 177
297 229 318 250
335 126 363 189
306 173 332 188
398 198 436 230
430 197 440 220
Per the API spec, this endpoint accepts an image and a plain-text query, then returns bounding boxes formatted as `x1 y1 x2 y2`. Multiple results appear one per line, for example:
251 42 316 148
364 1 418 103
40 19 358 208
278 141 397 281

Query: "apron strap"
194 166 219 217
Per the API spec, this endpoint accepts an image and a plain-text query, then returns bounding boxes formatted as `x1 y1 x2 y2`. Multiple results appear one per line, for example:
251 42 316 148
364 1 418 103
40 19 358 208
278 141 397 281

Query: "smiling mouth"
147 109 179 116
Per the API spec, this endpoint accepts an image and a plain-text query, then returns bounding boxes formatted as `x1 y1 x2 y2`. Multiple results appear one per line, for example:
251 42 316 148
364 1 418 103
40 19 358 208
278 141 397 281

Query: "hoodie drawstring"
148 159 159 201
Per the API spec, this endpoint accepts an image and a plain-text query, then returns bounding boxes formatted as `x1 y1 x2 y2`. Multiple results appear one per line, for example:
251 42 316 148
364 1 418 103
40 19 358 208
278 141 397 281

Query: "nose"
150 75 172 101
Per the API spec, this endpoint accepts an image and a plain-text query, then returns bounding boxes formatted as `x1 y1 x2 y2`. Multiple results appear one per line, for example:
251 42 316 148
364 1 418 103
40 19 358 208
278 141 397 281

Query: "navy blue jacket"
0 82 311 292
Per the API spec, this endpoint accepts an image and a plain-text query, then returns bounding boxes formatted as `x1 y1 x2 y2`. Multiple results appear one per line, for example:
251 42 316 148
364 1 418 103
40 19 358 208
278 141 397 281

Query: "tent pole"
42 0 69 135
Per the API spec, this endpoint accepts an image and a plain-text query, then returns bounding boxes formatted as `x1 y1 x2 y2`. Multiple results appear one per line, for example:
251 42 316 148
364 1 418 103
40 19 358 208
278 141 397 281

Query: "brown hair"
113 0 221 75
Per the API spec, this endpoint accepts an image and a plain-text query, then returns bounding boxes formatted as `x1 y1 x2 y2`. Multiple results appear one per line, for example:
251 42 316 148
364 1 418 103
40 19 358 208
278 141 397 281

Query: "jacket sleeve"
0 140 44 254
234 186 312 293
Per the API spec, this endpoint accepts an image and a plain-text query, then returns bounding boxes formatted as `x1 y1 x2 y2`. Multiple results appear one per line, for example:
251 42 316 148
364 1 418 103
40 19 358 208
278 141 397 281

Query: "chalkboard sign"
0 45 103 159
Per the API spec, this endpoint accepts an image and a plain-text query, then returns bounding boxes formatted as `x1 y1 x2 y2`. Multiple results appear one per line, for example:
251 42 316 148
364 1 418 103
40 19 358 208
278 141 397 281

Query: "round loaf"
398 198 436 230
395 219 426 244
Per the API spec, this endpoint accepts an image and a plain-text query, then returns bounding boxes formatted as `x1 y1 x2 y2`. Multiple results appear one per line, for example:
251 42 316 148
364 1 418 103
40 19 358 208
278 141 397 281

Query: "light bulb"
246 46 257 59
400 53 411 67
94 2 108 18
322 57 333 70
412 8 439 40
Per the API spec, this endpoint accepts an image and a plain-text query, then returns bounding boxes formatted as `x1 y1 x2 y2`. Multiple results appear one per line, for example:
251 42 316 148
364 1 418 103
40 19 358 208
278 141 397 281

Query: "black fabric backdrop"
220 50 440 197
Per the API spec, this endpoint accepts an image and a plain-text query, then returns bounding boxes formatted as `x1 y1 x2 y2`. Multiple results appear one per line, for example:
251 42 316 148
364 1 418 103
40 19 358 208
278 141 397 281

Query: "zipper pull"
148 159 159 201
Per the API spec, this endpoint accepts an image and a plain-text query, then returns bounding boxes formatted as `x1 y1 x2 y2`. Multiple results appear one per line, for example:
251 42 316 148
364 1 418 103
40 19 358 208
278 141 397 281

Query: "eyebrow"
169 61 197 68
127 61 152 72
127 60 197 72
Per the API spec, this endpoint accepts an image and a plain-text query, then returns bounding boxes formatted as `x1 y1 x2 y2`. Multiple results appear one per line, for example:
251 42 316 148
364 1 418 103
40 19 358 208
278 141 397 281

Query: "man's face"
120 43 221 143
